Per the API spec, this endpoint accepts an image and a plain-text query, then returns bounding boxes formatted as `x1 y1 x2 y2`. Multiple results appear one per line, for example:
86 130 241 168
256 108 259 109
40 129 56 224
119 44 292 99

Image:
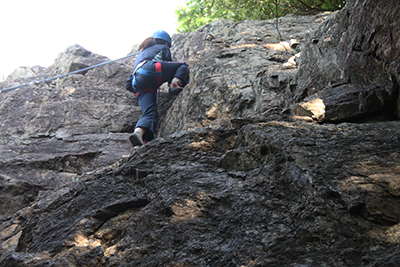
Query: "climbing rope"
0 52 140 93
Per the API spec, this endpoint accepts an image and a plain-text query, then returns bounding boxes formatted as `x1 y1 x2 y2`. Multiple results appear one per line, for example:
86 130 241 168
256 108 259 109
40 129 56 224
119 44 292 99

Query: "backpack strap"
132 60 147 76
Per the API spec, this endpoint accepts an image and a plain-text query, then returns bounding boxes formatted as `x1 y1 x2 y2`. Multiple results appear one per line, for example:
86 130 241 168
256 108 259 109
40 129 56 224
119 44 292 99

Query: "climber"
126 30 190 147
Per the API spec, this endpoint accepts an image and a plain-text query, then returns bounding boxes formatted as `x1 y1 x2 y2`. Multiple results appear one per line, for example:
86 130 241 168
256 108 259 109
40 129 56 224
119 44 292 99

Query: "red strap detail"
136 88 157 96
155 62 163 85
135 88 158 96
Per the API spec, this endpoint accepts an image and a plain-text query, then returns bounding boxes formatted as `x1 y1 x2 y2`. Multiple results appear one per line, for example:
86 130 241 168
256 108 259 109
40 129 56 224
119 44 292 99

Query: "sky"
0 0 187 81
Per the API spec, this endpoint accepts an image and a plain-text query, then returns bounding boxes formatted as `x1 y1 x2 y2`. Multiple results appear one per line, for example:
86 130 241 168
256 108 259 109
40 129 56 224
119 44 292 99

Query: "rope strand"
0 52 139 93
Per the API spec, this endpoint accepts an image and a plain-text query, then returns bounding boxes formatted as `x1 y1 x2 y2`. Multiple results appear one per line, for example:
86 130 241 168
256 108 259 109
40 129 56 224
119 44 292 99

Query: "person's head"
152 30 172 47
138 30 172 51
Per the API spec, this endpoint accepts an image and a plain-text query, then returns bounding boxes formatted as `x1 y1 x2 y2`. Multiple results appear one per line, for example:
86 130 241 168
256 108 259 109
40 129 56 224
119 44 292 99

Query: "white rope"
0 52 139 93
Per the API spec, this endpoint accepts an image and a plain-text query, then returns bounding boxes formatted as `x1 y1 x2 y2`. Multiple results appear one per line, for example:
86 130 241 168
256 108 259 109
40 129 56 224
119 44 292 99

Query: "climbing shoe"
169 78 183 96
129 132 144 147
169 83 183 96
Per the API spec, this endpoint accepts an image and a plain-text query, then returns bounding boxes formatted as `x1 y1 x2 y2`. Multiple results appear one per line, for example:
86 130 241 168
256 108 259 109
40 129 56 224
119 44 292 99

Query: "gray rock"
2 120 400 266
0 45 138 190
6 66 47 80
1 3 400 266
48 44 109 75
160 13 329 137
295 0 400 121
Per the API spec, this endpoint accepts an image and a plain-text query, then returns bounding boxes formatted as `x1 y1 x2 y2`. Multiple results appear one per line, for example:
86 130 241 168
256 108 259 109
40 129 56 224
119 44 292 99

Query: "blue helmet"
152 30 172 46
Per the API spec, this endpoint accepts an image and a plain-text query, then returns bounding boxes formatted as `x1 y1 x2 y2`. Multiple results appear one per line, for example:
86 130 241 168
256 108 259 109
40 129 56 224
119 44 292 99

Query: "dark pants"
136 92 158 141
134 61 190 141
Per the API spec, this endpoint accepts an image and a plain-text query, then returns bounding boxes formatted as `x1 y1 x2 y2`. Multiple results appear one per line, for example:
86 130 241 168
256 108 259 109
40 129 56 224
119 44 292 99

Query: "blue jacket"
134 44 172 68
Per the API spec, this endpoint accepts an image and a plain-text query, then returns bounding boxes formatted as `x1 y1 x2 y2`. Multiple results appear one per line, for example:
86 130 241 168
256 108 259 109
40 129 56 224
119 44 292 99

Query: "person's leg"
172 64 190 86
130 92 158 146
136 92 158 141
161 61 190 86
129 127 146 146
130 61 163 146
160 61 189 96
134 127 146 136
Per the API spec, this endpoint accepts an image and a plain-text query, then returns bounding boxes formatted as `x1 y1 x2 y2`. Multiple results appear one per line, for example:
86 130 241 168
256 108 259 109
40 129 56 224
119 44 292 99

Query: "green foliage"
175 0 346 33
286 0 346 13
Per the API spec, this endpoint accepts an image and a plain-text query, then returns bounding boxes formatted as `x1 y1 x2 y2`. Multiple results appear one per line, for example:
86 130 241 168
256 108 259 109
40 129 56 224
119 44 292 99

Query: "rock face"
0 44 138 221
160 14 327 136
1 1 400 266
294 0 400 122
0 44 137 186
3 120 400 266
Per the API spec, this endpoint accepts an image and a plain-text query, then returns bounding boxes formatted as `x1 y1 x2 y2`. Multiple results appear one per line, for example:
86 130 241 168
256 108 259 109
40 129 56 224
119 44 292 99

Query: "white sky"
0 0 187 81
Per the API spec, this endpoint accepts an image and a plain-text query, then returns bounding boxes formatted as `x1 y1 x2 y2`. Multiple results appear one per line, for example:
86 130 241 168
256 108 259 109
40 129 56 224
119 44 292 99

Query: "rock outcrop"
294 0 400 122
160 14 327 136
1 0 400 266
0 45 138 221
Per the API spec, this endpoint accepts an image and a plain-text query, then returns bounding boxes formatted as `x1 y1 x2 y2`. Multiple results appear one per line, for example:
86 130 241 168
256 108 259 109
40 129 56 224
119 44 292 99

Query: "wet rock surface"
1 1 400 266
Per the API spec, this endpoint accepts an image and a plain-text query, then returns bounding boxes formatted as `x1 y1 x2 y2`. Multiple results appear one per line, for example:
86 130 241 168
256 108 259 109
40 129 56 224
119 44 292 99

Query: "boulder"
293 83 393 122
48 44 109 75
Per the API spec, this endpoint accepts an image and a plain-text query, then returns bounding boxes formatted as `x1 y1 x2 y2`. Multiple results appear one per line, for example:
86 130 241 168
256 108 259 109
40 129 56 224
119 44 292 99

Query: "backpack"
126 73 134 93
125 60 147 93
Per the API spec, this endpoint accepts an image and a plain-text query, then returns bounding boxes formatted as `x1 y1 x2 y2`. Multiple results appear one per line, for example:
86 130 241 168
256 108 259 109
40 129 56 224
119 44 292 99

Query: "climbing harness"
132 60 147 76
0 52 140 93
132 61 163 96
136 62 163 84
